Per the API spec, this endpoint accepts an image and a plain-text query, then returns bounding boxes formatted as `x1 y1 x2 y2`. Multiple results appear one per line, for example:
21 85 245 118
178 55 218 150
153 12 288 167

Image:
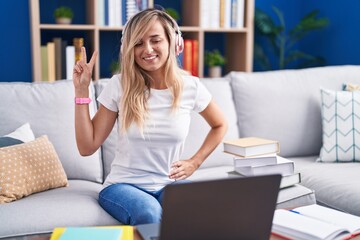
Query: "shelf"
30 0 254 81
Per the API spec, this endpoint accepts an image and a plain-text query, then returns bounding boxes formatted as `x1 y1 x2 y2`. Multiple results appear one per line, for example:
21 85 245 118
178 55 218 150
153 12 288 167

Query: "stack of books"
223 137 301 189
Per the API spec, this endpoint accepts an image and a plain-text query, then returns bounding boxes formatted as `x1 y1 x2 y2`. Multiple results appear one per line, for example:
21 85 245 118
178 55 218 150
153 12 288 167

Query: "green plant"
204 49 226 67
165 8 180 22
110 60 120 74
54 6 74 19
254 7 329 70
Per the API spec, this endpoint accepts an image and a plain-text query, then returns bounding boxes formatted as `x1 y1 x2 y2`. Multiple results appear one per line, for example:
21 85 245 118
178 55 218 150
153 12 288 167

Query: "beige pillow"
0 135 68 203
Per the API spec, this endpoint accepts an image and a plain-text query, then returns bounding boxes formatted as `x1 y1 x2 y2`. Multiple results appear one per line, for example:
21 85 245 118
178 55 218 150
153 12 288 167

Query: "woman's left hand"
169 159 199 180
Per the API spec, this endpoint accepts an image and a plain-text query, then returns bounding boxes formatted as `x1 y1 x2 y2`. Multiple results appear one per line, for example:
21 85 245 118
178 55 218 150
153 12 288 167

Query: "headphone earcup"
175 34 184 56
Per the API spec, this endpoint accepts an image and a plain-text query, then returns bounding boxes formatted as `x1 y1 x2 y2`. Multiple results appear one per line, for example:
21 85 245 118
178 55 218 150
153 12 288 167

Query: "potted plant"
54 6 74 24
110 60 121 75
165 8 180 23
254 7 329 70
204 49 226 77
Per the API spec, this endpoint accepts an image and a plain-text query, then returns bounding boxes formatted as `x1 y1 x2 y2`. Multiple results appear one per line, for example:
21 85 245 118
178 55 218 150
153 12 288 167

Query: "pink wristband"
75 97 92 105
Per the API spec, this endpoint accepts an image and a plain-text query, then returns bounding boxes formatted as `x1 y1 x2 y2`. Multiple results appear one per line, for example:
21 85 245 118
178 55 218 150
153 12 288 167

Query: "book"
223 137 280 157
66 46 75 80
234 156 294 176
183 39 193 75
59 227 122 240
53 37 62 80
233 153 278 167
228 171 301 189
47 42 56 82
192 39 199 76
272 204 360 240
50 226 133 240
40 45 48 81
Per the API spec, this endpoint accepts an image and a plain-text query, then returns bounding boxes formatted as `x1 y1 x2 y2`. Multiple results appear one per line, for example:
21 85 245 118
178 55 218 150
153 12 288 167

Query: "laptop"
137 174 281 240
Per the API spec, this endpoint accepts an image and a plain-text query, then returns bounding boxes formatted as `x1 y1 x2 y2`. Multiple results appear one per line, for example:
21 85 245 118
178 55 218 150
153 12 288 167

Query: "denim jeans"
98 181 189 225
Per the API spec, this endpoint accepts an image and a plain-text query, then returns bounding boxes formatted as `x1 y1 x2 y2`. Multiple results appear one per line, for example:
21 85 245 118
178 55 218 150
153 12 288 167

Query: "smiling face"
134 19 170 79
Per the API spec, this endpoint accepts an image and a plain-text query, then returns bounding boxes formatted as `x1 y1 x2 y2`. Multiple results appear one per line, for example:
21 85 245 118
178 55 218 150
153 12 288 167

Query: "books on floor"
228 171 301 189
223 137 280 157
272 204 360 240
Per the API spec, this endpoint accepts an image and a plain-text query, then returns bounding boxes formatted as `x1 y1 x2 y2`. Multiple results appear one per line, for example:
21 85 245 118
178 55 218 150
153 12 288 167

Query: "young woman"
73 8 227 225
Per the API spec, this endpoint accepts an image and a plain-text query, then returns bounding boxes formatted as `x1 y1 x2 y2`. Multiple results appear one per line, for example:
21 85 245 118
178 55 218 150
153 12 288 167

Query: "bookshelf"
29 0 254 82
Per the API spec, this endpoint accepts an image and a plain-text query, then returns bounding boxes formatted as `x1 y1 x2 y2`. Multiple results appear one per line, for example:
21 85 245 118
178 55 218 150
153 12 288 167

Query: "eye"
135 41 143 47
152 38 162 44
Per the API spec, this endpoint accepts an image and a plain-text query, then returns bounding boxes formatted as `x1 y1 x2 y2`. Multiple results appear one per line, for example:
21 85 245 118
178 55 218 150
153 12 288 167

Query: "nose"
144 42 153 53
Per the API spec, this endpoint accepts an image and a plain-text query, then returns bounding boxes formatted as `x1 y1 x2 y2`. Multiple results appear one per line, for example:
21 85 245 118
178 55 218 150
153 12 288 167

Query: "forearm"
190 122 228 168
75 104 96 156
74 88 96 155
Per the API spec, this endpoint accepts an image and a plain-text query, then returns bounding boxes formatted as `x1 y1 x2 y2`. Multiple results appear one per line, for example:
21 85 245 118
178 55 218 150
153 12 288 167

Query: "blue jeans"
98 181 189 225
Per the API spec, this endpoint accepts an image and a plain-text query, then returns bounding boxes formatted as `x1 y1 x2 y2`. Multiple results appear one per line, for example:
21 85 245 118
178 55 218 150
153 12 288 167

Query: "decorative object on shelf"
110 60 121 75
254 6 329 70
73 38 84 62
54 6 74 24
205 49 226 77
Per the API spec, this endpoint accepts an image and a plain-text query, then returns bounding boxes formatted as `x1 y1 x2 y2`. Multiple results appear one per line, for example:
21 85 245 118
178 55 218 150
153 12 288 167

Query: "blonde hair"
119 9 186 133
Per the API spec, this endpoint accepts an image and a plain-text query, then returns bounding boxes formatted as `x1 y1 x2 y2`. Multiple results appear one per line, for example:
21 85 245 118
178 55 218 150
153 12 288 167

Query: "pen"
289 210 300 214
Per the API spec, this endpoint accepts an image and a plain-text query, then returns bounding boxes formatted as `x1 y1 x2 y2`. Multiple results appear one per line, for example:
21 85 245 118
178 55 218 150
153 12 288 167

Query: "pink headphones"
121 9 184 56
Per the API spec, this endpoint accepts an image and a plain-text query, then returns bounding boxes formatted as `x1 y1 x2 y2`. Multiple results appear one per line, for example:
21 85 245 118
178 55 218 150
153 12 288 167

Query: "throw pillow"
0 135 68 203
0 123 35 148
343 83 360 91
318 88 360 162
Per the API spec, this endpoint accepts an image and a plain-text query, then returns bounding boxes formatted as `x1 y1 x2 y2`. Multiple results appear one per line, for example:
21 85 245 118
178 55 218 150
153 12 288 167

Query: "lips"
143 55 157 60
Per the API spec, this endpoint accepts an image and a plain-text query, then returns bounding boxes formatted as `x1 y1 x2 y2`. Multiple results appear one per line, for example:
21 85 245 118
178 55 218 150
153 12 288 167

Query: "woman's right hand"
73 47 98 96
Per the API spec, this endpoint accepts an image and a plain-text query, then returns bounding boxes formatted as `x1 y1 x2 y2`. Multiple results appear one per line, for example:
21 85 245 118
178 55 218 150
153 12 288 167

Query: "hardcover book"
234 156 294 176
233 153 278 167
228 171 301 189
223 137 280 157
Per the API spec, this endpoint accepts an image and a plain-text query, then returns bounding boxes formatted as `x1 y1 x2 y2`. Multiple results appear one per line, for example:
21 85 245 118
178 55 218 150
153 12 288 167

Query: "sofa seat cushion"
292 155 360 216
0 80 103 183
0 180 119 239
229 65 360 157
189 165 316 209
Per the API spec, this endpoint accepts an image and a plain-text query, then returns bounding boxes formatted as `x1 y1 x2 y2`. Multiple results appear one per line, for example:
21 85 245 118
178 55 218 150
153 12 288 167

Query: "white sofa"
2 65 359 239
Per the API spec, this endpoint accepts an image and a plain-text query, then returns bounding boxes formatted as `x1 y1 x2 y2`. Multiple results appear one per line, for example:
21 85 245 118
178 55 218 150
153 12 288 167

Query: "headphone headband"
121 9 184 55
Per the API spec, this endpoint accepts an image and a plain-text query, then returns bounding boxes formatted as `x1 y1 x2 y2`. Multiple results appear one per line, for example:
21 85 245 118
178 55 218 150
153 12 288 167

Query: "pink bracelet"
75 97 92 105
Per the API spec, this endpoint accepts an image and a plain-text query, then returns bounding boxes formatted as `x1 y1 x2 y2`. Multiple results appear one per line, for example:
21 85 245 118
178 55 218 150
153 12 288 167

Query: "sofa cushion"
0 123 35 147
182 78 239 168
94 79 118 180
0 136 68 203
0 180 119 239
0 80 103 183
318 88 360 162
229 65 360 157
293 155 360 216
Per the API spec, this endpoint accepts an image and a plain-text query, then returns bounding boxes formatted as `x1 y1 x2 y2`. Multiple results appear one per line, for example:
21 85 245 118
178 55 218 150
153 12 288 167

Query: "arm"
73 47 118 156
169 99 228 180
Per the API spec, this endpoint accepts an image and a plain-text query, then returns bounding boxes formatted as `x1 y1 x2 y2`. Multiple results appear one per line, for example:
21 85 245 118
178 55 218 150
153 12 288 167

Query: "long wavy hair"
119 9 186 134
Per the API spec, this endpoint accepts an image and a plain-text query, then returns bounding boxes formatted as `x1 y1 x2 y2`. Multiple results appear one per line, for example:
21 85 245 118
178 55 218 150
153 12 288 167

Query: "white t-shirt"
97 74 212 191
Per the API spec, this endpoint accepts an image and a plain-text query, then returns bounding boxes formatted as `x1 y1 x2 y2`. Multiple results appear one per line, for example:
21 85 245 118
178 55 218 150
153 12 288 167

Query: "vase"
56 18 72 24
208 66 222 78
